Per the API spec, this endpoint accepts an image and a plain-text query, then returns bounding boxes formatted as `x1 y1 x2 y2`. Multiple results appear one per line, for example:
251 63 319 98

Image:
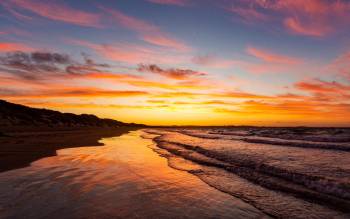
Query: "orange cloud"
0 87 148 99
61 67 210 91
295 79 350 93
2 0 101 27
217 100 350 117
275 93 305 99
18 101 159 110
153 91 207 98
210 91 272 99
294 79 350 103
126 80 209 90
72 72 142 81
146 99 236 107
246 46 301 64
214 99 350 126
76 74 181 91
0 42 33 52
0 51 210 92
152 90 273 100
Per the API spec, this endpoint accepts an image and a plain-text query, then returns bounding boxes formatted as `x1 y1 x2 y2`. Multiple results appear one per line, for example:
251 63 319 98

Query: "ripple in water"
145 128 350 219
0 131 267 219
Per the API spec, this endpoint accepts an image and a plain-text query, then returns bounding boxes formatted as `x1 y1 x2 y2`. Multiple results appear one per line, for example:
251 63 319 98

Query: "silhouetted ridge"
0 99 145 127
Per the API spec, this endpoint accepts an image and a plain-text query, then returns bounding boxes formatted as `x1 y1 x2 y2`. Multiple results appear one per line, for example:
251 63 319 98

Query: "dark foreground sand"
0 126 138 172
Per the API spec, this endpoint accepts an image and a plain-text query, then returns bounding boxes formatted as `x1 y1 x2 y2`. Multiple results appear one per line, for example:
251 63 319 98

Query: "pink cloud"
102 7 190 51
101 7 156 33
328 50 350 81
283 17 330 37
70 39 186 65
277 0 350 37
142 34 190 52
192 54 234 68
228 6 269 23
234 60 292 74
0 1 33 21
2 0 101 27
77 41 150 64
147 0 188 6
226 0 350 37
246 46 301 64
0 28 31 37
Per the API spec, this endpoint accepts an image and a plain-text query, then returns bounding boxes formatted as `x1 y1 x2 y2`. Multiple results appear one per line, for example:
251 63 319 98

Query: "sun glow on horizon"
0 0 350 126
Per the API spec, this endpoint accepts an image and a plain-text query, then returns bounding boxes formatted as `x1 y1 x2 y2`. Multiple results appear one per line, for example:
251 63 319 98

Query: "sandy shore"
0 130 268 219
0 126 138 172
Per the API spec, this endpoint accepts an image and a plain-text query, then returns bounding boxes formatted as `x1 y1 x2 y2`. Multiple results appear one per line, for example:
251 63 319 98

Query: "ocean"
0 128 349 218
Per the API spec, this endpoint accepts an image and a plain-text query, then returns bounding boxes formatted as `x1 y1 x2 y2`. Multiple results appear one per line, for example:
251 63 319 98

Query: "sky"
0 0 350 126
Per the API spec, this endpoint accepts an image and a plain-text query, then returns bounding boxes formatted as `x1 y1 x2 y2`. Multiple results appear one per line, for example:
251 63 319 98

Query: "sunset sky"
0 0 350 126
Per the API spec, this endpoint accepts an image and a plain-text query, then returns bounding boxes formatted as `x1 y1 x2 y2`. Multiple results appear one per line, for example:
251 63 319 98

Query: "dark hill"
0 99 146 128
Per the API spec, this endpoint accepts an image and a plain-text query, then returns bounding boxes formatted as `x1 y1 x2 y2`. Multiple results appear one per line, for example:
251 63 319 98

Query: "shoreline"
143 129 350 218
0 130 268 219
0 126 139 173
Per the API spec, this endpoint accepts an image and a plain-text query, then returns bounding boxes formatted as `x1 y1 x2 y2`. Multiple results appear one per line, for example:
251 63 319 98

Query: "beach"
0 127 138 172
0 128 349 218
1 0 350 218
0 130 268 219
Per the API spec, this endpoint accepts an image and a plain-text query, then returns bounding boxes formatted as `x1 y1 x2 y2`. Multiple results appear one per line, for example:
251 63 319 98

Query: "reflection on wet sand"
0 131 268 219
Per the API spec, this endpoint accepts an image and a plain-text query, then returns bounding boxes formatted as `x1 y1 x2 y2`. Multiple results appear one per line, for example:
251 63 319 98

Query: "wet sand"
0 131 269 219
0 127 138 172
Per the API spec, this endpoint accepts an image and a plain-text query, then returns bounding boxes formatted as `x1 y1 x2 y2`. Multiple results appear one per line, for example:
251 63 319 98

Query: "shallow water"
0 131 268 219
146 128 350 219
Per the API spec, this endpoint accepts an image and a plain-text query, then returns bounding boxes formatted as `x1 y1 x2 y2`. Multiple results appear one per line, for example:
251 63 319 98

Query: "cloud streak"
246 46 301 64
0 51 113 81
0 86 148 99
102 7 190 51
0 42 33 52
329 50 350 81
192 54 234 68
147 0 188 6
71 40 187 65
137 64 206 80
1 0 102 27
227 0 350 37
